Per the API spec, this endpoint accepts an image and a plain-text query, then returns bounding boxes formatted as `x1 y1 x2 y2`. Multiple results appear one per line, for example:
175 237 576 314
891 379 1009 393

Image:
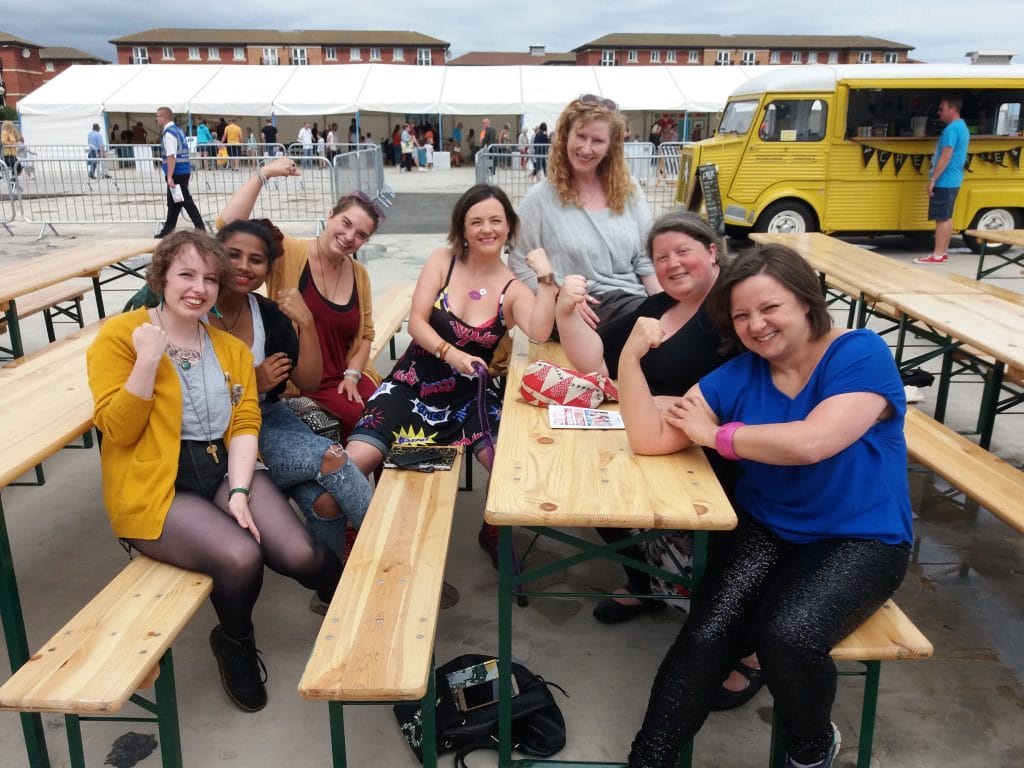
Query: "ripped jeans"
258 400 372 560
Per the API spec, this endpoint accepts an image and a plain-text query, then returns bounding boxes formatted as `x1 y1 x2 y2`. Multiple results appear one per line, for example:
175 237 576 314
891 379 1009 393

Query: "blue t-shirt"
699 330 913 545
933 118 969 189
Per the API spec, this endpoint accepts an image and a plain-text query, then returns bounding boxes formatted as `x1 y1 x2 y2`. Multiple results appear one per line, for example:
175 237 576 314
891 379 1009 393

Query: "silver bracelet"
255 169 268 186
343 368 362 381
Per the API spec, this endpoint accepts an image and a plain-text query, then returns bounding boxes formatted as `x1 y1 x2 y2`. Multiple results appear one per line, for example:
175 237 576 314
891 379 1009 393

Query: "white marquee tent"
18 63 780 145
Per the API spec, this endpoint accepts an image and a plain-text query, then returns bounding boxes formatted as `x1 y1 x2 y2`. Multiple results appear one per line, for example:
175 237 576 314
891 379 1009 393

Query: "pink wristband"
715 422 744 461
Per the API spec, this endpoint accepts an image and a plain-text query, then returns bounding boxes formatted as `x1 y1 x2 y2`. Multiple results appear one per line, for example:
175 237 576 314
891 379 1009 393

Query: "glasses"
578 93 618 112
344 190 388 224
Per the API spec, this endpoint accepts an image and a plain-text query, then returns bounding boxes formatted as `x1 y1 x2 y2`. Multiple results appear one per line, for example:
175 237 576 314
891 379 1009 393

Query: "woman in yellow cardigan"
87 231 342 714
218 155 385 439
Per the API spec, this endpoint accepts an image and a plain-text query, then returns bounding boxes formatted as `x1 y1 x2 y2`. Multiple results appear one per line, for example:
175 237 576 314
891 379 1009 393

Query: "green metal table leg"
977 362 1003 449
975 241 988 281
328 701 348 768
65 714 85 768
933 348 955 423
857 662 881 768
5 299 25 358
768 706 786 768
675 739 693 768
154 650 184 768
91 276 107 318
0 495 51 767
422 653 438 768
497 526 514 768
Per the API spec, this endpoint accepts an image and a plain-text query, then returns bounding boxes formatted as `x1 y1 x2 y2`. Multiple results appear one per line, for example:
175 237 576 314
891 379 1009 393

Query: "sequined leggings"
628 514 910 768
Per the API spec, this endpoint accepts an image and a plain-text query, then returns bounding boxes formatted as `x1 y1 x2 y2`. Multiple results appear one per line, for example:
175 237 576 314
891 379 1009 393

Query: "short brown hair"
447 184 519 263
646 211 726 266
330 193 383 232
146 230 232 295
706 243 831 355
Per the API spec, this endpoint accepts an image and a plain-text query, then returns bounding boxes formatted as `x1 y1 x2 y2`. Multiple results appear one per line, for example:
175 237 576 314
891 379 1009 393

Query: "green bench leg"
154 649 184 768
422 655 438 768
328 701 348 768
856 662 881 768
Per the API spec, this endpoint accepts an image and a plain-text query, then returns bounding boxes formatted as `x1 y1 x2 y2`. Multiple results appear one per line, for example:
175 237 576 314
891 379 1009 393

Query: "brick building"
573 34 914 67
109 29 450 67
0 31 44 110
39 47 109 84
448 45 574 66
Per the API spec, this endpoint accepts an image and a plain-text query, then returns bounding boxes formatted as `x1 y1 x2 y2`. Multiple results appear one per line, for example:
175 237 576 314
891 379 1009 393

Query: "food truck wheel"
754 201 816 235
962 208 1022 254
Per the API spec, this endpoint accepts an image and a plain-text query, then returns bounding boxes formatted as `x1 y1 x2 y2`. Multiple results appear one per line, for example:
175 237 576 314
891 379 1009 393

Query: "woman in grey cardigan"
510 95 659 330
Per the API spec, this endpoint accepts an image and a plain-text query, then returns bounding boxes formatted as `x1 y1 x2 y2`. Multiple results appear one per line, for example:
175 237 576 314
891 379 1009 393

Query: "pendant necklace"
157 308 202 370
179 329 220 464
218 297 248 336
317 238 345 302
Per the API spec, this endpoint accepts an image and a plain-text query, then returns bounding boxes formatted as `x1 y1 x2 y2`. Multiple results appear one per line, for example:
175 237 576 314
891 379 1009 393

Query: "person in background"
218 155 384 438
87 230 342 713
2 120 24 185
298 123 314 168
222 117 243 171
391 124 402 166
345 184 564 567
915 96 970 265
196 119 215 169
86 123 105 179
260 118 279 157
623 244 912 768
528 121 549 182
511 95 658 331
154 106 206 239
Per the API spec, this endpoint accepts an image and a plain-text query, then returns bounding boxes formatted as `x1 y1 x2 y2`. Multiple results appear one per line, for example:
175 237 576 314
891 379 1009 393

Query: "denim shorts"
928 186 959 221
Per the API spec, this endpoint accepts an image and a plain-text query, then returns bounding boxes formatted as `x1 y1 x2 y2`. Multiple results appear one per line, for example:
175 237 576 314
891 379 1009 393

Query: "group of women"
87 96 912 768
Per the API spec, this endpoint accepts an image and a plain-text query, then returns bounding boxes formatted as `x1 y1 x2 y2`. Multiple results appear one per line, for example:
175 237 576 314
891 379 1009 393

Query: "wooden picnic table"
0 237 154 357
963 228 1024 280
484 332 736 767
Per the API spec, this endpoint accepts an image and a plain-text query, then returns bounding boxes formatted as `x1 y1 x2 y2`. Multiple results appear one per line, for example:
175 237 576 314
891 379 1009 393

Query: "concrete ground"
2 165 1024 767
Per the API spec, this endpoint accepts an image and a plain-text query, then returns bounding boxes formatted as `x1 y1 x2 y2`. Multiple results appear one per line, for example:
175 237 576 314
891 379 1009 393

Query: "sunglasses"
344 190 388 224
578 93 618 112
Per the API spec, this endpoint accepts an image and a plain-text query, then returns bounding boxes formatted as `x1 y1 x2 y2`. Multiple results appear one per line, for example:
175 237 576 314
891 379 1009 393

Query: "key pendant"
207 443 220 464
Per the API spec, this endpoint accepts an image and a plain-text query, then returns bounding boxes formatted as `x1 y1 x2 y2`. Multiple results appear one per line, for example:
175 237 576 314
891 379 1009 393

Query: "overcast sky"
3 1 1020 64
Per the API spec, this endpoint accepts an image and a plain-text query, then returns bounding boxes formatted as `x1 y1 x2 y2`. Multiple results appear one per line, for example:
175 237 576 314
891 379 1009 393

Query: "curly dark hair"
145 230 232 295
706 243 832 355
216 218 284 266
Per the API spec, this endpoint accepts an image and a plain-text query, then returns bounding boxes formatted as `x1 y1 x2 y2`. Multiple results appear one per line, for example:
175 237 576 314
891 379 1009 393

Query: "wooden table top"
881 292 1024 371
749 232 985 297
0 238 155 304
964 229 1024 249
485 332 737 531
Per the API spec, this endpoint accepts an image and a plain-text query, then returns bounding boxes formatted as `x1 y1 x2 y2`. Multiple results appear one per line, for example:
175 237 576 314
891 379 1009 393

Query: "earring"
463 240 469 250
158 292 165 310
210 304 223 318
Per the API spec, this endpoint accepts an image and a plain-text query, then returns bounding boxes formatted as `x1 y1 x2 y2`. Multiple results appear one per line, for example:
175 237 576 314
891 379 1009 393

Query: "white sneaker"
785 722 840 768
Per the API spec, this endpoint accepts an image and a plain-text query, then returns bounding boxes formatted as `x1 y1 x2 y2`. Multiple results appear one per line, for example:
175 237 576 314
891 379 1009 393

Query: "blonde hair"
548 98 632 214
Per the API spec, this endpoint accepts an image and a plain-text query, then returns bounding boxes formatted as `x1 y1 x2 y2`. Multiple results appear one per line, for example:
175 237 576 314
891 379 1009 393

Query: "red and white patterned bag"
518 360 619 409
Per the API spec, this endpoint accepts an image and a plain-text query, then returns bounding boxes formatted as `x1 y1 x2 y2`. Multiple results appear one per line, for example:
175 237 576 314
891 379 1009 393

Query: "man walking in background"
298 122 314 168
261 118 279 156
86 123 105 179
916 97 970 265
155 106 206 239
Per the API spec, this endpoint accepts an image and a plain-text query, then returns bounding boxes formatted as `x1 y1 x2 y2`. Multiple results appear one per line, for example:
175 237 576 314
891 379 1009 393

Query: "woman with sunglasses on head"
510 95 659 331
344 184 565 565
623 244 912 768
218 155 384 440
208 219 372 597
87 231 343 714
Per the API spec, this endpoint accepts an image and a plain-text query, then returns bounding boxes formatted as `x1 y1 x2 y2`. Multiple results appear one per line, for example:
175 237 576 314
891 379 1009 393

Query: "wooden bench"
768 599 933 768
0 555 213 768
368 281 414 362
904 406 1024 534
298 452 464 768
0 280 91 355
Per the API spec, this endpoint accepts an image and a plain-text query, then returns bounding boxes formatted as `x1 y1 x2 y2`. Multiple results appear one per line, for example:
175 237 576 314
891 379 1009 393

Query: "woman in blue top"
621 243 912 768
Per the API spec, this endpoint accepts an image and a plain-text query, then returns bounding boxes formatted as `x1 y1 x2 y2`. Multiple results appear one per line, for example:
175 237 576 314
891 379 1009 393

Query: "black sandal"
709 660 764 711
592 588 665 624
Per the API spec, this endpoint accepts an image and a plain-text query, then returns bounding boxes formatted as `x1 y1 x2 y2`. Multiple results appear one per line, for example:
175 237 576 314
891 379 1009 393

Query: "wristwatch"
536 274 557 286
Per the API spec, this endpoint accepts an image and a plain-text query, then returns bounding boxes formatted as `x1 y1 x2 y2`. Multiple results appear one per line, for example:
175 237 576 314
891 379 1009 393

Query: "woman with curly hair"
510 95 658 330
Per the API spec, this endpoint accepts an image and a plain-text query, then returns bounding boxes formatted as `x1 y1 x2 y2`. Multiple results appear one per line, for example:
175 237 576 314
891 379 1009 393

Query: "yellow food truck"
677 65 1024 252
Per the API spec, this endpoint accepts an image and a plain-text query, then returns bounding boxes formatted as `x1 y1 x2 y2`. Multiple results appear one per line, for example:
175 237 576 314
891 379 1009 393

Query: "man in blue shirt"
86 123 105 179
916 97 970 265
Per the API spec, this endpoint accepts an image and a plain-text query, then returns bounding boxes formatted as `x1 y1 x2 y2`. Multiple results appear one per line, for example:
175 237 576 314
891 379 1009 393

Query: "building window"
884 52 898 63
234 47 246 61
349 47 361 62
263 47 279 66
132 46 149 64
741 50 756 66
162 47 174 61
716 50 732 66
369 47 381 62
858 51 871 63
770 50 781 64
790 51 802 64
323 47 337 61
688 50 699 64
627 49 638 63
188 47 200 61
666 50 677 63
44 60 55 72
208 47 220 61
291 48 308 66
650 50 660 63
393 47 404 61
807 50 817 64
828 51 839 64
417 48 432 65
600 50 615 66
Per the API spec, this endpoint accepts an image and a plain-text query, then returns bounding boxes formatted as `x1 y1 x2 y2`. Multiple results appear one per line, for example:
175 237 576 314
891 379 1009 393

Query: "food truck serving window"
846 88 1024 138
757 99 827 142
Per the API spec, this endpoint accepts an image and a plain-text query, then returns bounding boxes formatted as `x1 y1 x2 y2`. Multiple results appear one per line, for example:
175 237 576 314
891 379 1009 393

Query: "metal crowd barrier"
13 143 390 236
474 142 687 220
